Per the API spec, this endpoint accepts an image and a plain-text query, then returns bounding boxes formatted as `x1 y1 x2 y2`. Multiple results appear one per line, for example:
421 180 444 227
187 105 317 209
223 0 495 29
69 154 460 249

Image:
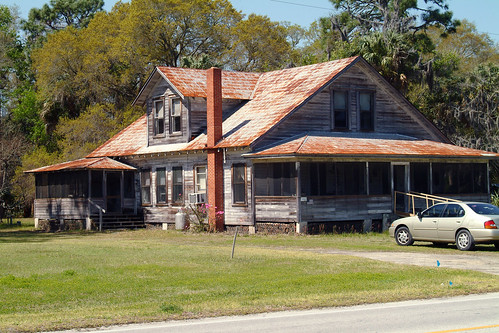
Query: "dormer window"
153 99 165 136
170 98 182 134
359 92 374 131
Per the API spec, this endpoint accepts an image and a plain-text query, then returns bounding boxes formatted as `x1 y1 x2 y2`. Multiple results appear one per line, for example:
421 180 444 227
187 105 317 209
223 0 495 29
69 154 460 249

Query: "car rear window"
466 203 499 215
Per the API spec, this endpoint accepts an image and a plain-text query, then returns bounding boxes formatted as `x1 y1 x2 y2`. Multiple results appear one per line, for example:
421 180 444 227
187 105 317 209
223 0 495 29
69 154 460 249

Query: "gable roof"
185 56 359 150
87 114 147 158
247 133 499 159
89 56 496 160
133 67 261 106
26 157 136 173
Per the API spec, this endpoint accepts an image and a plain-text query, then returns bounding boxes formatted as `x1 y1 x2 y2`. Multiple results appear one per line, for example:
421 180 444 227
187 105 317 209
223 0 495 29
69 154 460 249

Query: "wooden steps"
91 214 145 230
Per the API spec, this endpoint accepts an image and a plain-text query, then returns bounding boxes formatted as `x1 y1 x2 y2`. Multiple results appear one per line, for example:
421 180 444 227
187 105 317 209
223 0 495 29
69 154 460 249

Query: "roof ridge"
296 133 310 154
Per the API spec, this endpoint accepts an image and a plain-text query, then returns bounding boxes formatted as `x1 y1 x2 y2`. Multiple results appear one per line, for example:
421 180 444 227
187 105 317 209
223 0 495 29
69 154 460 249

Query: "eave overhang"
25 157 136 174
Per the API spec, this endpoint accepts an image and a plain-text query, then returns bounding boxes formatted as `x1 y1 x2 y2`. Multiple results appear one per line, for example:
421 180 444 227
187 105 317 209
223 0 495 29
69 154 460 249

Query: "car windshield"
465 203 499 215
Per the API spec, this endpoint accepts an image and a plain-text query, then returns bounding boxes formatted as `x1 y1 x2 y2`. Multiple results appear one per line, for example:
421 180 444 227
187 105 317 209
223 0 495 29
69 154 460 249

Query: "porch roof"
246 133 499 159
26 157 136 173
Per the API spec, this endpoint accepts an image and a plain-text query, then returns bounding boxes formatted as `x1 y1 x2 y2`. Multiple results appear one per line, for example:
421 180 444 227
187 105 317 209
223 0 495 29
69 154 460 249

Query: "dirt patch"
314 249 499 275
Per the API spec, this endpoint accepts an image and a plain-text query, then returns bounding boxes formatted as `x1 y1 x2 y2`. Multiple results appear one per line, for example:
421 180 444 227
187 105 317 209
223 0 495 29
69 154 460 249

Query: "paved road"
56 293 499 333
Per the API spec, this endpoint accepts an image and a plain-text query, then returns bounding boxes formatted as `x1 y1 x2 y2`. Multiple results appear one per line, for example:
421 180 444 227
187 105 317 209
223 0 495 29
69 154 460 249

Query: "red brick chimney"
206 67 224 231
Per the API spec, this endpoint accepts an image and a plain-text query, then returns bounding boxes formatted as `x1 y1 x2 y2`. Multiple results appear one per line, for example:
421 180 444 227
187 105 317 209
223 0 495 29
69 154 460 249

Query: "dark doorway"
106 172 122 213
393 164 408 212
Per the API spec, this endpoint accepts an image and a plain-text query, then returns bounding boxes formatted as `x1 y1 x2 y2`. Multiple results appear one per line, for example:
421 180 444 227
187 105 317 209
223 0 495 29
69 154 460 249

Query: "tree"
31 0 243 130
54 103 142 162
226 14 293 71
0 5 26 114
427 20 499 73
313 0 459 90
120 0 241 67
0 121 29 215
22 0 104 48
328 0 458 39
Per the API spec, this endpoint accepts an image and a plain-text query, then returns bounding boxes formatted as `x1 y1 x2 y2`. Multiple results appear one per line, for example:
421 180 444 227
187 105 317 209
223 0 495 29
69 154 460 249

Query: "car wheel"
455 229 475 251
395 226 414 246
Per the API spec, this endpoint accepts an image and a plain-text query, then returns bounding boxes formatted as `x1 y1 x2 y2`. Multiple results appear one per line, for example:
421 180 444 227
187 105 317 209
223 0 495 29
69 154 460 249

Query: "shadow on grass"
0 229 104 243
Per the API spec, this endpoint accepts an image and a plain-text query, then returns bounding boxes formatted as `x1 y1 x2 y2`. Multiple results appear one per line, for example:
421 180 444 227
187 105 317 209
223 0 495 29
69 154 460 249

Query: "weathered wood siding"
255 197 298 223
123 150 255 226
223 152 253 226
34 198 89 220
300 195 392 222
255 61 441 149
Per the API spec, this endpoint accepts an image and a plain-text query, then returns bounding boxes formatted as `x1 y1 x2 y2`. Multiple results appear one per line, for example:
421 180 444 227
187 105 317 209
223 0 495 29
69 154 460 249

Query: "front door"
106 172 122 213
393 164 409 213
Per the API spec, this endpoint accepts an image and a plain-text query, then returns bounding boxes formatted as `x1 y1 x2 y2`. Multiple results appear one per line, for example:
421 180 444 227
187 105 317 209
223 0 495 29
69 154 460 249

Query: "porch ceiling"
246 133 499 159
25 157 136 173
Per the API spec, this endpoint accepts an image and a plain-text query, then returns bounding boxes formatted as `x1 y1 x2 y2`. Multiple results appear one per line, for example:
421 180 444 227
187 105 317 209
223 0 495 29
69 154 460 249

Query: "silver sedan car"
389 202 499 251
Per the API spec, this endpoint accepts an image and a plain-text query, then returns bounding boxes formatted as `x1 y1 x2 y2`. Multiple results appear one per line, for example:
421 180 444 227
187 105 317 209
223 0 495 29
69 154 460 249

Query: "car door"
437 203 465 241
413 204 445 240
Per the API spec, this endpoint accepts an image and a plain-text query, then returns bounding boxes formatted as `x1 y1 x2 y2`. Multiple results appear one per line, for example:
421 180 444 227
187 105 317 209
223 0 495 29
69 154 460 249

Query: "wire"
269 0 332 11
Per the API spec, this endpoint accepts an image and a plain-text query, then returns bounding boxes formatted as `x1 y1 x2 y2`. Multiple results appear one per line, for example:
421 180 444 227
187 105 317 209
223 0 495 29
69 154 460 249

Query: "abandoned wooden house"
27 56 499 233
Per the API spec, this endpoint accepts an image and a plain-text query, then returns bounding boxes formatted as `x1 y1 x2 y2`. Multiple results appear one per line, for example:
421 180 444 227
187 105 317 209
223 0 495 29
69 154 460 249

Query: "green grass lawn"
0 227 498 332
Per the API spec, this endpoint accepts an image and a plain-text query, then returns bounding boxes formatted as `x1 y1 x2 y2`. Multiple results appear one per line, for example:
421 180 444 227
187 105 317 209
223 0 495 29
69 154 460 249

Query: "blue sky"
5 0 499 43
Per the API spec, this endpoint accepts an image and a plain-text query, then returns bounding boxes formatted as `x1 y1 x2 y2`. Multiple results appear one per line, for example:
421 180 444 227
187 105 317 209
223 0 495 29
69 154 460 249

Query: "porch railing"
394 191 461 217
88 199 106 231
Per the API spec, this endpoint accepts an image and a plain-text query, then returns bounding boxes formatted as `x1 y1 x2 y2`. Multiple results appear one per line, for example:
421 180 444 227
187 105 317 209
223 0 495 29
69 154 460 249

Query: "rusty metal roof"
134 67 261 106
185 56 359 150
85 56 498 161
26 157 136 173
87 114 147 158
158 67 261 100
247 133 499 159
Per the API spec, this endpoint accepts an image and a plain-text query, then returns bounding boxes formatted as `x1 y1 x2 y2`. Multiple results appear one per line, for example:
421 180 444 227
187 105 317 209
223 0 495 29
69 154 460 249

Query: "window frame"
331 90 349 130
358 91 375 131
172 166 183 204
254 162 297 197
153 98 165 136
156 167 167 204
141 169 152 205
169 97 182 134
194 165 207 193
232 163 247 205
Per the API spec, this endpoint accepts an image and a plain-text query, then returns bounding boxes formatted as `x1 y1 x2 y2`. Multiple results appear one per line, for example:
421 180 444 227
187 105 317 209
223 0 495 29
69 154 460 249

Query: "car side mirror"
417 211 422 220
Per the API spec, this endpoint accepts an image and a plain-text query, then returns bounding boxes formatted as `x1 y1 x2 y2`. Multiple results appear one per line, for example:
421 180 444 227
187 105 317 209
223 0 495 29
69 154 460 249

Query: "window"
232 164 246 204
442 204 465 218
410 163 430 194
91 171 103 198
195 166 207 193
124 172 135 199
433 163 488 194
359 92 374 131
172 166 183 203
254 163 296 196
332 90 348 129
368 162 390 195
153 99 165 136
170 98 182 133
35 174 49 199
141 169 151 204
422 204 446 218
301 162 366 196
156 168 167 204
